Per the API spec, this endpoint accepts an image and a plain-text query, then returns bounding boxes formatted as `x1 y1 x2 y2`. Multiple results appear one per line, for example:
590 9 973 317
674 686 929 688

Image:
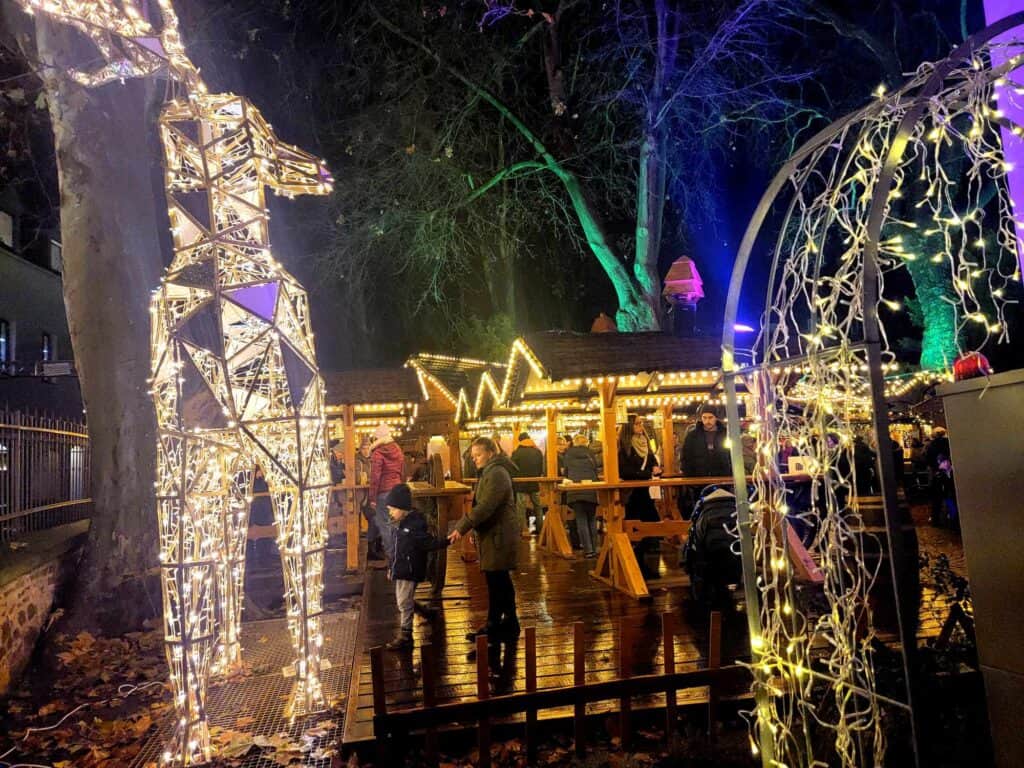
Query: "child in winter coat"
384 483 451 650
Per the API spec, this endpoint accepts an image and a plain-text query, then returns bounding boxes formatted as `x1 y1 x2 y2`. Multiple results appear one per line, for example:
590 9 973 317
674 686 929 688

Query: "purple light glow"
225 282 279 322
984 0 1024 275
734 323 756 333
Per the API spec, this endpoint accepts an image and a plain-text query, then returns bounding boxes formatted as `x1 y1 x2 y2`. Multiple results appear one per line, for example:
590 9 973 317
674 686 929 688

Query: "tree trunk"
496 130 516 323
35 20 164 632
632 0 677 331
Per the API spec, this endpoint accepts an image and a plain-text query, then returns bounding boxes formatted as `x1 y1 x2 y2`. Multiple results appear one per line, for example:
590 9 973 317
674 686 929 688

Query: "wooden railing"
370 611 748 766
0 408 92 543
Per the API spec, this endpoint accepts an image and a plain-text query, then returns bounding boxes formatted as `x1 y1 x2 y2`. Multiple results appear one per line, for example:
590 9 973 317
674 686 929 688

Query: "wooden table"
408 480 472 594
560 474 814 599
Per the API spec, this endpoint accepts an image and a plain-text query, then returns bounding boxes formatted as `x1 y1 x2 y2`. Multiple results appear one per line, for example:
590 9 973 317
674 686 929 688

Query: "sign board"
652 409 664 430
615 401 628 424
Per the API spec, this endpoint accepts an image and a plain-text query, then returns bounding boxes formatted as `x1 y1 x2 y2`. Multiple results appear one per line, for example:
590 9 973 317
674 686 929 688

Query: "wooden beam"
545 407 559 478
343 405 359 571
660 404 676 475
598 380 619 483
448 419 463 481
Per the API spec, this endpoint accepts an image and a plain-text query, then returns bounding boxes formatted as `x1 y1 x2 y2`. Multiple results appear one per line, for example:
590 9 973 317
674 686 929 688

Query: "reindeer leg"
214 452 251 674
156 433 222 766
263 461 327 716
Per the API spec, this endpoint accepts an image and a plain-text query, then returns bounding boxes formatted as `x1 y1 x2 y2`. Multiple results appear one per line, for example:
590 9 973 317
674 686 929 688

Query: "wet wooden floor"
341 537 751 745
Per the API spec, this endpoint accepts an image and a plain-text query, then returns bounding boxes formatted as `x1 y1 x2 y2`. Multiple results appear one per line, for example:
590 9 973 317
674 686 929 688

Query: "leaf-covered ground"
0 620 346 768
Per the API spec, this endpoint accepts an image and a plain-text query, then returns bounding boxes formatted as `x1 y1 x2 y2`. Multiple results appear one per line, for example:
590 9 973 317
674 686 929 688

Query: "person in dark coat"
682 406 732 479
618 414 661 578
449 437 520 640
925 427 955 526
563 433 600 557
511 432 545 535
384 484 450 650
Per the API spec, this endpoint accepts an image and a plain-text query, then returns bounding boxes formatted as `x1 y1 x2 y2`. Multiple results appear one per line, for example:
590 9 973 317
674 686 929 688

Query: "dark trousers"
484 569 517 628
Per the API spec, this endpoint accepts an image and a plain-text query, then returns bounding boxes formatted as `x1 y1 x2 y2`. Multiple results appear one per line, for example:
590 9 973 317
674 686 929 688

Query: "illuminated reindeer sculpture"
16 0 334 763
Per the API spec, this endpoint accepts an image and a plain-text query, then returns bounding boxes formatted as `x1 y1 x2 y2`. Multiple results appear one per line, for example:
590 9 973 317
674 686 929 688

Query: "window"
0 211 12 249
0 319 8 364
49 240 62 273
41 332 52 362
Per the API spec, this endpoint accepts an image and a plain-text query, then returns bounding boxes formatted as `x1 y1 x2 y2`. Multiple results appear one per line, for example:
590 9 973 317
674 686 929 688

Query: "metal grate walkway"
131 606 358 767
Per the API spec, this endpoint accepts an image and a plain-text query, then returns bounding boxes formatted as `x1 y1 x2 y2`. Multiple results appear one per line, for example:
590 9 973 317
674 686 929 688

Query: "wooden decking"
342 538 750 746
342 507 964 747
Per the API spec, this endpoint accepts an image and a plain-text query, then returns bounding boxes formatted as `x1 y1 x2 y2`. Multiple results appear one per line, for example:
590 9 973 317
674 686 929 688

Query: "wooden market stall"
323 367 424 570
456 330 761 594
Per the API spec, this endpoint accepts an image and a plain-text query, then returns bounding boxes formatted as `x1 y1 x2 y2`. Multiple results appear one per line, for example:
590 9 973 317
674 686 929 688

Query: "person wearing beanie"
383 483 451 651
682 405 731 479
510 431 545 536
369 422 405 564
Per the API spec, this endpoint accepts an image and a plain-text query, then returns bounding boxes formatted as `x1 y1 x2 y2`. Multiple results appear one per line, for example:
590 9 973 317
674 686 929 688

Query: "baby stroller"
682 486 742 609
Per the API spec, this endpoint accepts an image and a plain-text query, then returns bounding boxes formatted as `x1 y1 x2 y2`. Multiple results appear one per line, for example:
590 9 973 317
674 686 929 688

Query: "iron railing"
0 407 91 543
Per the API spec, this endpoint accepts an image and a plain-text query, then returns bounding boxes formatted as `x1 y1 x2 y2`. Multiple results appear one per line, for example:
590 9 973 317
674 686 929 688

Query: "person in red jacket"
369 423 405 563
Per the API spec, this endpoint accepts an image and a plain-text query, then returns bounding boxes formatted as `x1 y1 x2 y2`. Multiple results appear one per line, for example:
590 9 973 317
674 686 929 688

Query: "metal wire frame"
720 13 1024 768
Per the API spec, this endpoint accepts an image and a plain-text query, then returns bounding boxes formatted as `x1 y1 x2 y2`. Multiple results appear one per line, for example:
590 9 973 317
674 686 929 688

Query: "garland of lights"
722 21 1023 768
16 1 334 765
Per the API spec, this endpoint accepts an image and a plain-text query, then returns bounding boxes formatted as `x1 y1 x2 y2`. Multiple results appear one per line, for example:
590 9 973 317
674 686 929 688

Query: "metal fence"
0 407 92 543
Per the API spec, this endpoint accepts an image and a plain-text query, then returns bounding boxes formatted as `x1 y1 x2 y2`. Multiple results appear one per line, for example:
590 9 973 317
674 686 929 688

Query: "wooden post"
370 645 388 764
476 634 491 768
598 381 619 483
448 422 463 482
525 626 538 764
545 407 559 478
660 404 676 476
708 610 722 738
343 405 359 571
422 643 438 766
618 620 631 750
573 621 586 757
663 611 677 747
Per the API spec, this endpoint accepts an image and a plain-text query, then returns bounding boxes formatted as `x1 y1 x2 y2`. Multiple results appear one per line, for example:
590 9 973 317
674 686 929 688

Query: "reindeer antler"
17 0 204 91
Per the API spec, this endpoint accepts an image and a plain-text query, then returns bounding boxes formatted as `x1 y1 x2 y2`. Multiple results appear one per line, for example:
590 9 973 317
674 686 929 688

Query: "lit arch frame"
721 14 1024 768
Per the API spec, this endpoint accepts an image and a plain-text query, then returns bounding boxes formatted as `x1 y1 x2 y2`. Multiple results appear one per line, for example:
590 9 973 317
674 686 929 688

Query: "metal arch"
720 12 1024 768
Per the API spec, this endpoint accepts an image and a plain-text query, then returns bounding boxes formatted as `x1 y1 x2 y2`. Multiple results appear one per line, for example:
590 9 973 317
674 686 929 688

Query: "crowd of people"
323 410 958 652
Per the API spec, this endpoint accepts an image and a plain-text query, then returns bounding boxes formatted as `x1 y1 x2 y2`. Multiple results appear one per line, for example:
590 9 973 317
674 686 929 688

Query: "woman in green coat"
448 436 520 640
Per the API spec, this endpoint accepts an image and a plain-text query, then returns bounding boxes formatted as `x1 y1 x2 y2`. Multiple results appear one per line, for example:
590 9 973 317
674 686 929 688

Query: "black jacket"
330 454 345 485
389 509 448 582
510 442 544 492
619 444 659 521
562 445 598 504
682 424 731 477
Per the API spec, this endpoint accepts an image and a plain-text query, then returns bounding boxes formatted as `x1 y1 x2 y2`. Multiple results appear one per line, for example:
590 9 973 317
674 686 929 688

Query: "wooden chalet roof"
407 353 505 402
521 331 722 381
322 368 422 407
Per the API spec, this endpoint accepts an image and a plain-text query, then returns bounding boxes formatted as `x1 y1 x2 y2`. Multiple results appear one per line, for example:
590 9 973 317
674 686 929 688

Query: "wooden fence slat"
370 645 388 766
476 634 490 768
663 611 677 747
619 620 631 750
708 611 722 738
422 643 438 766
573 621 586 757
525 627 538 764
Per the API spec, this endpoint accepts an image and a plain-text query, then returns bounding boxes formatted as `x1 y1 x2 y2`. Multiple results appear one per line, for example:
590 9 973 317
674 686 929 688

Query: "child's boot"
386 628 413 651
